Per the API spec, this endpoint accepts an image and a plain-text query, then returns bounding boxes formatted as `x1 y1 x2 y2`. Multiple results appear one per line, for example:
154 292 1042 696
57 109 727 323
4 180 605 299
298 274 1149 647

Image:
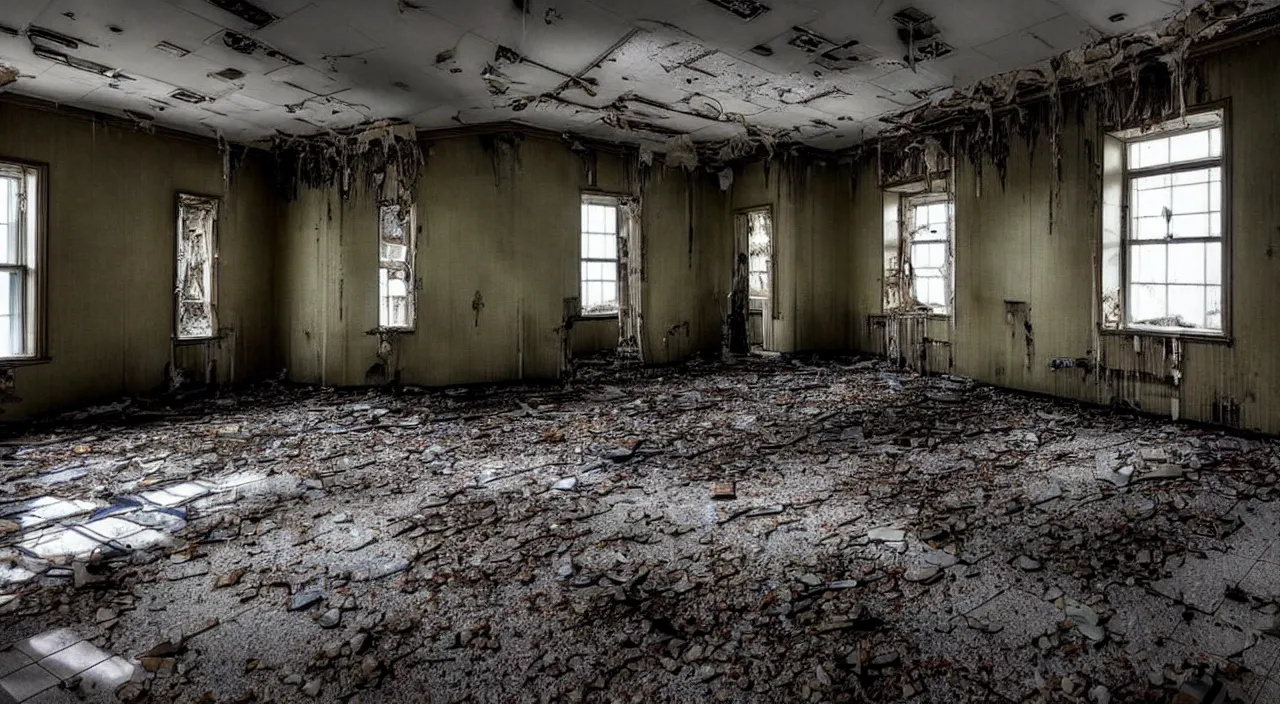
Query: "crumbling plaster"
846 27 1280 435
0 98 277 419
275 130 732 389
4 0 1269 159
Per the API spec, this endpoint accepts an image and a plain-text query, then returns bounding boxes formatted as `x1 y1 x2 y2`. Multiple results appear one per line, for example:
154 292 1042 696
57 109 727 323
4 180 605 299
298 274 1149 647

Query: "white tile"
14 630 81 660
76 657 135 697
38 642 110 681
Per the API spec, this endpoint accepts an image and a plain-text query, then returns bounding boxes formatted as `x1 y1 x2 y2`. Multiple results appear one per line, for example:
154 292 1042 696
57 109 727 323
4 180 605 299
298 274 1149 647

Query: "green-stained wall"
732 156 854 353
276 133 731 387
0 99 276 419
848 35 1280 435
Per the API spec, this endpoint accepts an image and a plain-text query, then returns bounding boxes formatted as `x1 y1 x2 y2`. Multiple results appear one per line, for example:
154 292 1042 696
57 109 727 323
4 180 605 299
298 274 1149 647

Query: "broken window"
1104 110 1225 334
378 204 415 330
0 161 40 358
580 195 619 316
175 194 219 340
903 193 952 314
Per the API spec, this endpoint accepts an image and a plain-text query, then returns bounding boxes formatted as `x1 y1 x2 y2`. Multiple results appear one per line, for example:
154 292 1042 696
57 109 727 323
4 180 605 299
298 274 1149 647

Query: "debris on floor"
2 356 1280 702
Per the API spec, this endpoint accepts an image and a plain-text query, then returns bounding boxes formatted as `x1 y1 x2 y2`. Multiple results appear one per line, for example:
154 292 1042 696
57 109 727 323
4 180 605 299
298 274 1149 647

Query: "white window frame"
1106 108 1227 337
902 191 953 315
0 160 44 360
580 194 620 317
175 193 220 341
378 203 416 331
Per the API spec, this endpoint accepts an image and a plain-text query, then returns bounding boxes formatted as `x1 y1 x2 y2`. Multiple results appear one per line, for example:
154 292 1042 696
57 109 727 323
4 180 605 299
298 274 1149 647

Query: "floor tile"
0 650 32 679
0 664 59 702
75 657 134 700
37 642 109 681
13 631 80 661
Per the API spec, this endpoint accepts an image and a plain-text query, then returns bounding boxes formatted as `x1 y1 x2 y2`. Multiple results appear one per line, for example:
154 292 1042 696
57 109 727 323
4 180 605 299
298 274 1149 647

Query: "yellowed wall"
848 37 1280 435
732 156 852 353
0 100 276 419
277 133 730 387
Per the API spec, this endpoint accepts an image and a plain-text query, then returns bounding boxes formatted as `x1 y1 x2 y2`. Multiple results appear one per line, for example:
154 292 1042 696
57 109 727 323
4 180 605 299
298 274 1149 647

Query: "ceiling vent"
892 8 951 65
788 27 832 54
155 41 191 58
170 88 209 104
27 26 82 50
220 31 300 66
213 67 245 81
202 0 277 29
816 42 873 71
703 0 770 21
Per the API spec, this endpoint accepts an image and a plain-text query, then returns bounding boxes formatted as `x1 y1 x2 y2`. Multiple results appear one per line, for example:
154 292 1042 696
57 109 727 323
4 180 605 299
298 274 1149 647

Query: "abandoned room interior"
4 0 1280 702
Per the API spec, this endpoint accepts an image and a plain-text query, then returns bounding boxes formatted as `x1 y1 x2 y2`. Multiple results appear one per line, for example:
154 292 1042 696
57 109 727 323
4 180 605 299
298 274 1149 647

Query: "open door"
733 207 775 352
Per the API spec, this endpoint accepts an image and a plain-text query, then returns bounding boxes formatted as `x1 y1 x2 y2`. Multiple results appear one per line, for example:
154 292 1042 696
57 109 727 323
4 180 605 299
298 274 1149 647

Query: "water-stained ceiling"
0 0 1272 150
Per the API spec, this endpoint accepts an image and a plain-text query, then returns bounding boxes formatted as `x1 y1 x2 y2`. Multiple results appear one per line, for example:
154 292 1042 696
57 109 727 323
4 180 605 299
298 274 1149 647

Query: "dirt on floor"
2 355 1280 704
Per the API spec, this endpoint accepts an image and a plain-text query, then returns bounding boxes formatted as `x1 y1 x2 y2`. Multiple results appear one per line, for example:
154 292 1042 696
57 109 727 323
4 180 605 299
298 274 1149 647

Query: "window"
746 209 772 298
1106 110 1225 334
904 193 952 314
378 204 415 330
580 195 619 316
175 194 219 340
0 162 40 358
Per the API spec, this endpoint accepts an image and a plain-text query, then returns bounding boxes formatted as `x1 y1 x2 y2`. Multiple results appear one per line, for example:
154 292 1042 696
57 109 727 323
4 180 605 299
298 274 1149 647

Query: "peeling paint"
272 120 423 209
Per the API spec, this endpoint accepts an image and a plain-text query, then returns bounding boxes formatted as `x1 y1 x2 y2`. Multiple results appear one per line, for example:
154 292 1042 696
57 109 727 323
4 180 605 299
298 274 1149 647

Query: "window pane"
1135 184 1170 218
581 203 590 231
1134 216 1167 240
0 270 18 357
1130 244 1166 283
1169 213 1209 239
1167 242 1205 284
601 206 617 234
1206 286 1222 330
1171 183 1210 215
1130 283 1166 323
0 176 18 266
594 234 616 261
1209 128 1222 157
1168 285 1206 328
1169 131 1210 163
1205 242 1222 285
1133 138 1169 169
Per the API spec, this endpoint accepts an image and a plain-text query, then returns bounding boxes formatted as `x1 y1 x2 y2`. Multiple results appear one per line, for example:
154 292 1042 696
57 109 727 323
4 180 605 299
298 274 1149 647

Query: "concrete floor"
1 357 1279 703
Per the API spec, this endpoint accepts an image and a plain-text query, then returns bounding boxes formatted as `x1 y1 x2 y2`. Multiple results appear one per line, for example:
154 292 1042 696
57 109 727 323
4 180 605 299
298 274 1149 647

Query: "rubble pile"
1 356 1279 703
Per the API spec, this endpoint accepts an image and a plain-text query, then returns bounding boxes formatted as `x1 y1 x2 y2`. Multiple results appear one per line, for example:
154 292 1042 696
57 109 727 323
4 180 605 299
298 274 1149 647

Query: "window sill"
0 356 52 367
1101 327 1232 345
576 314 619 322
366 328 415 335
174 336 224 345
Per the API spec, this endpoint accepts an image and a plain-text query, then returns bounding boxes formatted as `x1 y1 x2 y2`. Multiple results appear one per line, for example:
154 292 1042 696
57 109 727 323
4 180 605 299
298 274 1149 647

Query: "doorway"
732 207 774 352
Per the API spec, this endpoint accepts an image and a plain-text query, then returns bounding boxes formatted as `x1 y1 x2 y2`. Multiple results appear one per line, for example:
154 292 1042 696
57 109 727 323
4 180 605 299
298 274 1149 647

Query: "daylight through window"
905 193 952 314
1116 111 1225 333
580 196 619 316
176 194 218 340
379 204 415 330
0 162 38 358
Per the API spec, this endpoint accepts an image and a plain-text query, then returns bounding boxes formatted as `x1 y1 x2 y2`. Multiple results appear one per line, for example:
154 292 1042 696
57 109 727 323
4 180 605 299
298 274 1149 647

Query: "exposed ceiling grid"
0 0 1272 151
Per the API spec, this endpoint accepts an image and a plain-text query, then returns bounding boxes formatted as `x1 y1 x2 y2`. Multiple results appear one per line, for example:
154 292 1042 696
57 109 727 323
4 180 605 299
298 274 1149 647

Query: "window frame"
901 190 953 316
1108 105 1231 340
579 193 621 319
0 158 47 363
377 202 417 332
174 192 221 342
